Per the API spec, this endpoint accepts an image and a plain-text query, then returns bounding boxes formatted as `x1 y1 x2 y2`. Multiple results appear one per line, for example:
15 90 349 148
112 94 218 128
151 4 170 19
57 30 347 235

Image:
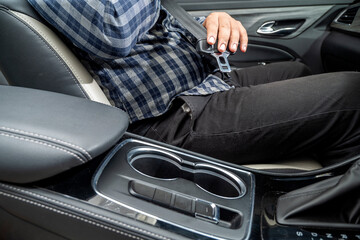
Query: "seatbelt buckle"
196 39 232 73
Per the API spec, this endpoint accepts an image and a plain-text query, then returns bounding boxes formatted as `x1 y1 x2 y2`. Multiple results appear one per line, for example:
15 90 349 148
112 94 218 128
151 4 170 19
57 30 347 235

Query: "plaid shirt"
28 0 232 122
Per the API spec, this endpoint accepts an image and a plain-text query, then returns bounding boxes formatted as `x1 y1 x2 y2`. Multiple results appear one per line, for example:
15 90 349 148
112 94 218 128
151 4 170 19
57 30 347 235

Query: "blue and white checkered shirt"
28 0 232 122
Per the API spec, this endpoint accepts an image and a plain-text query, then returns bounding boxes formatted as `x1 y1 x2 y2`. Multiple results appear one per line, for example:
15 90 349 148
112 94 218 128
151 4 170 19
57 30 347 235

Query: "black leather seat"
0 0 109 104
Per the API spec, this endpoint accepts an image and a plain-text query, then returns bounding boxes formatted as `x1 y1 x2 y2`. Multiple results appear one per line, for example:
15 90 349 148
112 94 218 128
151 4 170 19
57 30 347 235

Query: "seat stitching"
0 132 86 164
0 184 171 240
0 190 145 240
1 126 91 159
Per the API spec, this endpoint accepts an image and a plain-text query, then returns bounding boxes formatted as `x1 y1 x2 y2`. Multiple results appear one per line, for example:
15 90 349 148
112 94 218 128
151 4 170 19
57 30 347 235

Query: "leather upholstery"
0 5 87 98
0 183 184 240
0 0 43 21
0 86 128 183
277 160 360 228
0 71 7 85
0 1 110 105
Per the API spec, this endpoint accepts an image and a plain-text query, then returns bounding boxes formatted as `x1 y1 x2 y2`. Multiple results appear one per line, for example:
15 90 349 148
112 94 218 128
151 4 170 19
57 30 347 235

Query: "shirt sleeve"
27 0 160 59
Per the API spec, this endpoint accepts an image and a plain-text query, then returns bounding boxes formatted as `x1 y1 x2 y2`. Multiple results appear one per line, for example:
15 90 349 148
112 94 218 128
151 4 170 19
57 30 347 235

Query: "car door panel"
177 0 354 11
178 0 355 73
228 43 295 68
187 6 334 38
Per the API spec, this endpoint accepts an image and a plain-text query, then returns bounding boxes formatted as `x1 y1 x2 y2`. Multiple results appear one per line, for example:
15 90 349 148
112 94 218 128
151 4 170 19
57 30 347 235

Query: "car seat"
0 0 322 172
0 0 109 105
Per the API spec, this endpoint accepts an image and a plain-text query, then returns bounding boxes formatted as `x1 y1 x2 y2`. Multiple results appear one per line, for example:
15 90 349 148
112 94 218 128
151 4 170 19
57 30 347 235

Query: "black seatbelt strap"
161 0 232 73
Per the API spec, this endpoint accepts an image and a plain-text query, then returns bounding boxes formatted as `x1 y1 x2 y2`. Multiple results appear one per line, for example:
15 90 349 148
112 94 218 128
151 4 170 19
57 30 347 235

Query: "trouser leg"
138 63 360 165
227 61 312 87
183 72 360 165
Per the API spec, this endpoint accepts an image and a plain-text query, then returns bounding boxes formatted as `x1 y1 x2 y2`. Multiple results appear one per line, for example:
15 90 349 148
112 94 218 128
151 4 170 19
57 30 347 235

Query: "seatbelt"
161 0 232 73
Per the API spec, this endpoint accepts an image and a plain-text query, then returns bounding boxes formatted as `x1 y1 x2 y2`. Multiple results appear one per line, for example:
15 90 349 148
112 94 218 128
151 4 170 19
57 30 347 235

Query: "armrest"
0 86 129 183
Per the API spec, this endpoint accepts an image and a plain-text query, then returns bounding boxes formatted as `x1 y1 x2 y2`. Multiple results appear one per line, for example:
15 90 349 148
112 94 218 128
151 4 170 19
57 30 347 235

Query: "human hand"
203 12 248 53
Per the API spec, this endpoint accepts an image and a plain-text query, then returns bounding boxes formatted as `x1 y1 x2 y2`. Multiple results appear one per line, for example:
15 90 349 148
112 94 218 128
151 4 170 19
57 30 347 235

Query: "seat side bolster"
12 11 111 105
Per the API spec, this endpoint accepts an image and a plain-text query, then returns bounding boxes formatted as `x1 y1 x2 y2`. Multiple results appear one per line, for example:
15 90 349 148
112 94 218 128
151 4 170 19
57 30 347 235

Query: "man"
29 0 360 165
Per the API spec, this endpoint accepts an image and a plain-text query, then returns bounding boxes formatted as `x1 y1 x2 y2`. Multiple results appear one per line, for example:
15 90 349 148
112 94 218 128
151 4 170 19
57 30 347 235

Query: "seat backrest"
0 0 110 105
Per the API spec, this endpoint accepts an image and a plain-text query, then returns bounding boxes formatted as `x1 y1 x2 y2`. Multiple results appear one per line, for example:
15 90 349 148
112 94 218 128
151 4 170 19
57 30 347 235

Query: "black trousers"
130 62 360 165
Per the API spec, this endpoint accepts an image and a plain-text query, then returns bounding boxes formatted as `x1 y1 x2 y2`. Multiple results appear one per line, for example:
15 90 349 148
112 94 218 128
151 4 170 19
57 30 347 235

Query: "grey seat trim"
244 158 322 171
0 5 110 105
0 71 7 85
12 11 111 105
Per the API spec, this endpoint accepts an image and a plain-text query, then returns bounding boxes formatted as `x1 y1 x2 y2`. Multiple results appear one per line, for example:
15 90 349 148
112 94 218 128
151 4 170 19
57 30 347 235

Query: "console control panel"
129 181 219 223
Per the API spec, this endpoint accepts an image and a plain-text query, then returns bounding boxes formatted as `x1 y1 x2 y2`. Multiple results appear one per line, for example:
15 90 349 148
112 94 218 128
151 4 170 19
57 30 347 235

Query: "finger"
217 15 231 52
204 13 218 45
238 21 248 52
229 20 240 53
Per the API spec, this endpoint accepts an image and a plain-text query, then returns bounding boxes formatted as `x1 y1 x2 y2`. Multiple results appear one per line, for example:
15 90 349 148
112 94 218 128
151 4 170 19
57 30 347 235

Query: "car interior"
0 0 359 239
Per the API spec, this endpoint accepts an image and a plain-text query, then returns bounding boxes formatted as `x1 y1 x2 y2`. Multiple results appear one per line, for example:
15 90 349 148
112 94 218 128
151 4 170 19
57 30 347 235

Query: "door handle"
257 21 298 36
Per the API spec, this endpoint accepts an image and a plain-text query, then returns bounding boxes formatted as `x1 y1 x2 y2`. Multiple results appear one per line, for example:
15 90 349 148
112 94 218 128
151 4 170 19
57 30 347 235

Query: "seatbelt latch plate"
196 39 232 73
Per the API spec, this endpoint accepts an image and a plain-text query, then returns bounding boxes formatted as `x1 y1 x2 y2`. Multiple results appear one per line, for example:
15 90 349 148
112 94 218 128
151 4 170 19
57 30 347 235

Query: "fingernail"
232 43 238 51
220 43 226 52
242 45 247 52
209 36 215 44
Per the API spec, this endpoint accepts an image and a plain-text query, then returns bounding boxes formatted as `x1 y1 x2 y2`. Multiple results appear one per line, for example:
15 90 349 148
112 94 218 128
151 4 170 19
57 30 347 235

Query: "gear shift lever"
276 160 360 229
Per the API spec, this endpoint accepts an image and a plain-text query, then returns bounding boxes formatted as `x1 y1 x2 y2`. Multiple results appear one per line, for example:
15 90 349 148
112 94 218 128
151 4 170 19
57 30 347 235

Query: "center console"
0 84 358 240
88 135 360 240
0 131 358 240
92 139 255 240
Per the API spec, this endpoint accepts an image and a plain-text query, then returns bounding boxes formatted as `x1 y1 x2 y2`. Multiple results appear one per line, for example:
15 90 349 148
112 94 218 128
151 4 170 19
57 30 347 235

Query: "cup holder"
128 147 246 199
129 152 181 180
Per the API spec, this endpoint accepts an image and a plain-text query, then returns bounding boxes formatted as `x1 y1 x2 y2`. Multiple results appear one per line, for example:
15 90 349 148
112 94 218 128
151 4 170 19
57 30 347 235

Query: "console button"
195 200 216 218
153 188 173 206
173 194 194 214
129 181 155 200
